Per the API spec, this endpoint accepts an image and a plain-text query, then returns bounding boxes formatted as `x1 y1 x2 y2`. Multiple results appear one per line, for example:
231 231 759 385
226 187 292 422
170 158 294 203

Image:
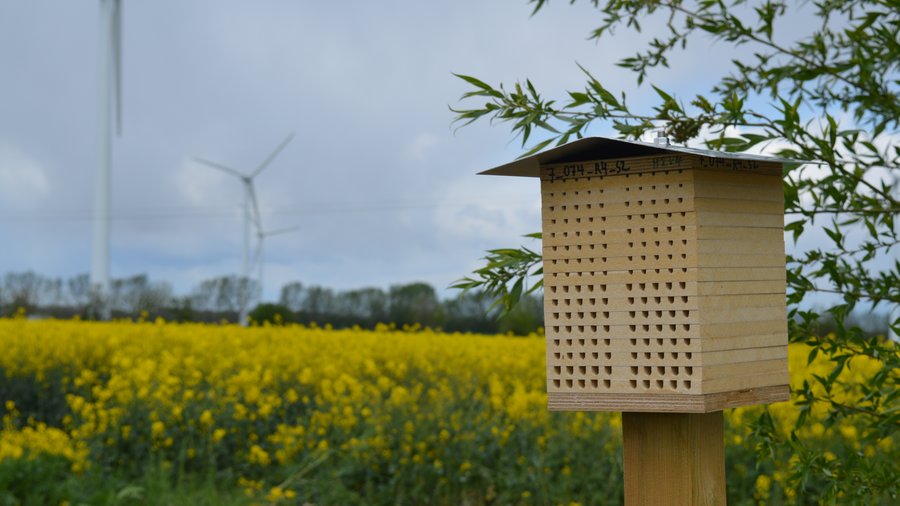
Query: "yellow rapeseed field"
0 318 894 504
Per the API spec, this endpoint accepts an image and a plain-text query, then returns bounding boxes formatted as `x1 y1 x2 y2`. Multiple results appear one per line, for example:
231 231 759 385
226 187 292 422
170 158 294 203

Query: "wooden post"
623 411 726 505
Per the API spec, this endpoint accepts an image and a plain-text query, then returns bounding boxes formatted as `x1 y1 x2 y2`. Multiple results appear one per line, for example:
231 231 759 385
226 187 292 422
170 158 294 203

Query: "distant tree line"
0 271 544 335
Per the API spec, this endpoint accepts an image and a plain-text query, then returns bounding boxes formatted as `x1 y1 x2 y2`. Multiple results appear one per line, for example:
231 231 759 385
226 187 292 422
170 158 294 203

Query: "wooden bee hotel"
481 136 795 504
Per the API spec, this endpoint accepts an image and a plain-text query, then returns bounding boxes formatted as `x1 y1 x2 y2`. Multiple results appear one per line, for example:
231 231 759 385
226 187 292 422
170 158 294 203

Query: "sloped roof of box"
479 136 798 177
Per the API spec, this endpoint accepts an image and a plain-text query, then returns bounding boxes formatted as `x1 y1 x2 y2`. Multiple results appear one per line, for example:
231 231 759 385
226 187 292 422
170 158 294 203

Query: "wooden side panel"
693 168 789 398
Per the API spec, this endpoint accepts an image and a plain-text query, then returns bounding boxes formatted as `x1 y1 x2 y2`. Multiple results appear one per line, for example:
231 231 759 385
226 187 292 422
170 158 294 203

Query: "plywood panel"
700 368 791 394
700 346 788 366
697 280 785 296
542 310 690 327
694 197 784 215
544 252 783 272
700 359 787 380
689 164 782 182
543 210 698 231
548 385 789 412
544 228 695 247
543 185 696 206
540 154 781 182
545 197 695 217
549 364 702 383
697 239 786 255
542 169 694 193
696 293 786 310
699 320 787 338
695 212 783 228
550 338 700 357
547 281 697 298
695 226 784 242
697 305 787 324
547 268 699 285
541 158 697 181
544 256 781 274
696 267 786 282
544 240 694 260
692 181 783 202
700 332 788 352
544 256 695 273
548 378 700 395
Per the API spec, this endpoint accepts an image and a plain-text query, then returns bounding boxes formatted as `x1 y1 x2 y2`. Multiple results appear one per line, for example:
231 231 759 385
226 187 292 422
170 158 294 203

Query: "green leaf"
785 220 805 243
651 84 675 104
807 347 819 365
453 73 503 99
519 138 555 158
567 91 591 107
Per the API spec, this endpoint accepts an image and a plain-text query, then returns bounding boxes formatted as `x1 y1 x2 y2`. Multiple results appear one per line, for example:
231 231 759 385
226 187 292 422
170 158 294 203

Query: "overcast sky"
0 1 872 305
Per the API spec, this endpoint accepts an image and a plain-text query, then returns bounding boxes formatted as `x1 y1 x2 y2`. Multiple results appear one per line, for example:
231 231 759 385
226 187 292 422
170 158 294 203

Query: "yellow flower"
755 474 772 498
151 421 165 439
248 445 271 466
840 425 858 441
266 486 285 502
199 409 214 428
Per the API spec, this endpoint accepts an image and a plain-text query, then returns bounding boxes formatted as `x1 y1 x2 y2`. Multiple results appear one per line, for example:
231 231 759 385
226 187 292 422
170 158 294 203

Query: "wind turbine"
92 0 123 319
192 133 295 325
253 225 300 305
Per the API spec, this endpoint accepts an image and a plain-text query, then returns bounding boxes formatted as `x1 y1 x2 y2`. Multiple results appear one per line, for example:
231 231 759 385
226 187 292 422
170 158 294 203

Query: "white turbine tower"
193 133 295 325
253 225 300 305
92 0 123 319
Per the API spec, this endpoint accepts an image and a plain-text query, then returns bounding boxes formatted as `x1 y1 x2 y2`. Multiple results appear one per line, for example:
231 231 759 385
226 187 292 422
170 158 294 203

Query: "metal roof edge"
479 136 804 177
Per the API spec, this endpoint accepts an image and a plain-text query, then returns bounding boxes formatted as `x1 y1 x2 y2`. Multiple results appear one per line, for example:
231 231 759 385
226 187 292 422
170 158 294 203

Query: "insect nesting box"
482 137 791 412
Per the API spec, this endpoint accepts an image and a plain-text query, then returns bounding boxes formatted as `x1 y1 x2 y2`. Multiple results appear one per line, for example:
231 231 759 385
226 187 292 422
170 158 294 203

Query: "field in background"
0 319 893 505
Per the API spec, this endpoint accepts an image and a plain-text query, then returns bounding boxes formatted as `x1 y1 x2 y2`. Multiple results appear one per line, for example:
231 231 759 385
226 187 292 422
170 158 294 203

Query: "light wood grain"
623 411 726 505
548 385 789 412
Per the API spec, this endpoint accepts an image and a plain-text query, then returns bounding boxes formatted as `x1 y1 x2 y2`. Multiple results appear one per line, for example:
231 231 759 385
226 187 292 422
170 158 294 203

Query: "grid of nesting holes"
542 169 698 394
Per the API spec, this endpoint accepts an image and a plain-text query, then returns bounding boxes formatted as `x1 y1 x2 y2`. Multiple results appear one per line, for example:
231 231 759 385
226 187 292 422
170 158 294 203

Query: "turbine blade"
113 0 123 136
247 182 262 232
192 157 246 178
251 132 295 177
263 225 300 238
252 237 263 266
